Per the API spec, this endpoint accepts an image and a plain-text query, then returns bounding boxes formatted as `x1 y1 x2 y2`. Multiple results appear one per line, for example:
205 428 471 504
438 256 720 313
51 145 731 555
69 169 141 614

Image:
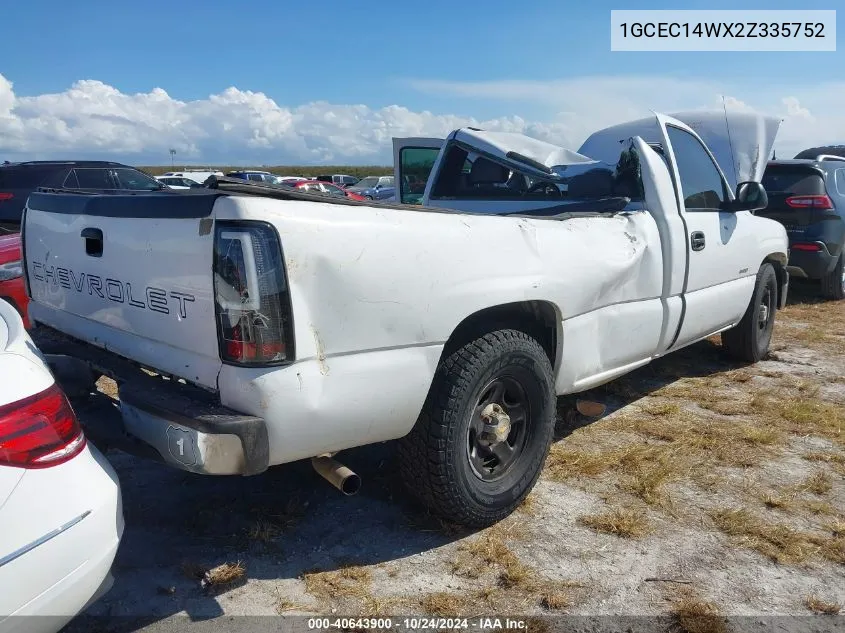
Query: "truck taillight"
213 222 294 365
0 384 86 468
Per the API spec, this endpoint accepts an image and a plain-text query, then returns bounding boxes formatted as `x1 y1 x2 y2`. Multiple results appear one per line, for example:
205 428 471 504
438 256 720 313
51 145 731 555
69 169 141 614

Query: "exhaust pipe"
311 455 361 496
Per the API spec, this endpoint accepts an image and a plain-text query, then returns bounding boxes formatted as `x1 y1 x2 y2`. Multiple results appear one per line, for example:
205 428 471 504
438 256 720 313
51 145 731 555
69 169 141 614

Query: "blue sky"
0 0 842 164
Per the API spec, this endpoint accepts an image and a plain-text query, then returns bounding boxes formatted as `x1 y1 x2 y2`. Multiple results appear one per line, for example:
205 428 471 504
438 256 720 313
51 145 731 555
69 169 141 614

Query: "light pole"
169 148 176 168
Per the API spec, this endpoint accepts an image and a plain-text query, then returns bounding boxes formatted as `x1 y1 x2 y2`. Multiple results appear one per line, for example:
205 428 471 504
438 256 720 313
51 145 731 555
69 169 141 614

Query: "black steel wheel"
398 329 556 527
722 263 778 363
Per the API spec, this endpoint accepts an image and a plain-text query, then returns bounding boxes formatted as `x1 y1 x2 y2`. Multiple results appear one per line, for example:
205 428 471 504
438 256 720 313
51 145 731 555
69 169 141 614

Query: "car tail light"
0 193 13 202
213 221 294 365
0 384 86 468
791 243 823 252
785 194 833 209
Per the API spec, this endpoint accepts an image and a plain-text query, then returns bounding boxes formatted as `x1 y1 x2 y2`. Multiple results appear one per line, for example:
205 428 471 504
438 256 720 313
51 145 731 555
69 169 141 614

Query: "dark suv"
0 160 164 231
759 149 845 300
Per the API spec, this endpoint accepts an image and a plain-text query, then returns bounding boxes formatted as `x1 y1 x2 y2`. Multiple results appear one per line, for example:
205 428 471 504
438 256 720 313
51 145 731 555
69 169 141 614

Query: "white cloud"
408 76 845 161
1 73 844 165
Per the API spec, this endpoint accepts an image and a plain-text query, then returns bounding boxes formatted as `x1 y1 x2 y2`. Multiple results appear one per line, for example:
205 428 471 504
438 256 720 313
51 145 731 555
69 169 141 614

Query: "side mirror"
732 181 768 212
374 184 382 190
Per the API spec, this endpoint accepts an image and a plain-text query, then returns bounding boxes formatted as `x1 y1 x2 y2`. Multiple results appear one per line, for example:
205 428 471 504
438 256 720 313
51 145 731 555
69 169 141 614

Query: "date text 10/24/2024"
307 617 529 630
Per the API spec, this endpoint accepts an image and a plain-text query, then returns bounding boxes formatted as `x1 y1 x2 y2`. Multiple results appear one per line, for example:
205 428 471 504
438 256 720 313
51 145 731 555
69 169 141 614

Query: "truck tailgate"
23 190 224 390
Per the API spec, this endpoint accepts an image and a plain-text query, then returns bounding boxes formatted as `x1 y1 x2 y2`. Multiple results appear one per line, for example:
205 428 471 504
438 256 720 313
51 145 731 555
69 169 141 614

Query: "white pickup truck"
22 111 788 527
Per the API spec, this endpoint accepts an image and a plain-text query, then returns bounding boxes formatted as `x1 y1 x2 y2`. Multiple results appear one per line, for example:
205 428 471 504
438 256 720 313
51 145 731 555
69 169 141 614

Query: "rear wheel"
721 263 778 363
398 329 556 527
820 252 845 300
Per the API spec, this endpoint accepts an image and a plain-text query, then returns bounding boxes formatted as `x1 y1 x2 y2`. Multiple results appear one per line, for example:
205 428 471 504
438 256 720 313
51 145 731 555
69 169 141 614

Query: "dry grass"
802 500 837 516
420 592 477 617
670 588 726 633
537 591 568 611
448 523 584 612
548 402 792 506
711 508 812 563
799 471 833 495
275 597 311 614
760 492 795 511
247 518 283 543
804 595 841 615
200 561 246 591
802 451 845 464
545 446 616 480
516 493 538 516
640 401 681 416
303 565 373 600
710 508 845 565
617 445 691 505
750 391 844 444
451 524 523 580
578 507 650 538
359 595 406 618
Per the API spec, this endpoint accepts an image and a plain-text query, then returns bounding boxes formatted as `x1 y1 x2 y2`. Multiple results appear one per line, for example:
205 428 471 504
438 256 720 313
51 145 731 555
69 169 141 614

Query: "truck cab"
394 112 788 357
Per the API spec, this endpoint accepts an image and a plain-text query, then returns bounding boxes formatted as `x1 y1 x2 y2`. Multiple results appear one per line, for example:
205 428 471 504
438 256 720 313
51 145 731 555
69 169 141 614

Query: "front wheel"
721 263 778 363
398 329 556 527
820 252 845 301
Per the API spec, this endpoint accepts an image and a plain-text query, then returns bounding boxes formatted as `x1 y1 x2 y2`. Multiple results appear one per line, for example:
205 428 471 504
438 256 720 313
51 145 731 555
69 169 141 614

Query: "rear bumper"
786 243 837 280
34 328 269 477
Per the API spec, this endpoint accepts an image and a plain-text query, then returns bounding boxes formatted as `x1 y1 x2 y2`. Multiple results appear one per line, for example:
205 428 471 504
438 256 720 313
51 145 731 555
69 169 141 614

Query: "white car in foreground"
0 300 123 633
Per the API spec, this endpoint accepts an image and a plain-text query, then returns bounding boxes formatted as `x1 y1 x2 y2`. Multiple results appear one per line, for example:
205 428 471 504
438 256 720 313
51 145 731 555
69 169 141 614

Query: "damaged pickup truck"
22 111 788 527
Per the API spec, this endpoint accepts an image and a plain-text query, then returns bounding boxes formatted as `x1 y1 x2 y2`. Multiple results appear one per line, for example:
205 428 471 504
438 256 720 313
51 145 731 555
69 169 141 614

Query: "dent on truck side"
212 195 664 465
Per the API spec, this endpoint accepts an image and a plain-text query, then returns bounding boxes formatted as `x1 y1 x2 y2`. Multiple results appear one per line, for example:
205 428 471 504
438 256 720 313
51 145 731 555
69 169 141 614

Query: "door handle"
81 227 103 257
690 231 706 251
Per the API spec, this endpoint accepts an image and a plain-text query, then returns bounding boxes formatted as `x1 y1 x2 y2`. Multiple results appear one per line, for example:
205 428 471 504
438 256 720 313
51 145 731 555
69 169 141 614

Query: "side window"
666 126 728 211
835 169 845 197
63 170 80 188
399 147 440 204
74 168 113 189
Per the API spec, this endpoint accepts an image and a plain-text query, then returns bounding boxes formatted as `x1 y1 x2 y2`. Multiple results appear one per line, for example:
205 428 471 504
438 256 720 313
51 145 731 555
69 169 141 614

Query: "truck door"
392 137 444 205
654 114 762 348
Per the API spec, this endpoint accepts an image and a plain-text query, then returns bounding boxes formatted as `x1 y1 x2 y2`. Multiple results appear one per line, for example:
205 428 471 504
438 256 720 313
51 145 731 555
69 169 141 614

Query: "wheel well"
763 254 787 307
442 301 560 370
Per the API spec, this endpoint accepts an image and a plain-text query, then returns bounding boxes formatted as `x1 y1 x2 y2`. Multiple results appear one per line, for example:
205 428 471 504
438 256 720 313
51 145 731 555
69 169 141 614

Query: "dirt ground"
62 284 844 633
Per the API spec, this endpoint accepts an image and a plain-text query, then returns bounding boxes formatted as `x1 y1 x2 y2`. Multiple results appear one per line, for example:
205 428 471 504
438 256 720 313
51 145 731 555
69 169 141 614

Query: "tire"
820 252 845 301
721 263 778 363
398 329 556 527
365 195 373 200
